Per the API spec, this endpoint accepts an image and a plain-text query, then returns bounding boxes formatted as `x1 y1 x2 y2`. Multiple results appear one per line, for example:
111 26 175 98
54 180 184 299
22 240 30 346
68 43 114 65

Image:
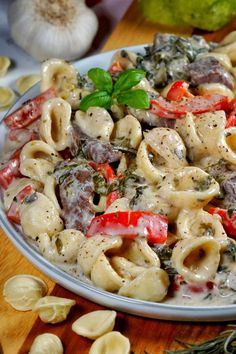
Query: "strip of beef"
186 57 234 89
54 159 94 233
70 124 121 163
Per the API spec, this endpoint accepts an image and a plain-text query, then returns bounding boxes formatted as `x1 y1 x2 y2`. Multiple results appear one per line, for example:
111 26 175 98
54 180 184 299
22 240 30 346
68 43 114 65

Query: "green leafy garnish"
165 325 236 353
79 67 150 111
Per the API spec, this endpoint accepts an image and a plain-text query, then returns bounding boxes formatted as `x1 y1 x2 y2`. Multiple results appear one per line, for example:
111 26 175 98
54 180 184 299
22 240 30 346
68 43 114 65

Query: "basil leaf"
113 69 146 96
79 91 112 111
117 89 150 109
88 68 113 93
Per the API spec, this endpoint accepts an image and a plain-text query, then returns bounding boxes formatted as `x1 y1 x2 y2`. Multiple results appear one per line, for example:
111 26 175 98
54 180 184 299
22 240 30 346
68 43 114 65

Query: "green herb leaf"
79 91 112 111
88 68 113 93
117 89 150 109
113 69 146 96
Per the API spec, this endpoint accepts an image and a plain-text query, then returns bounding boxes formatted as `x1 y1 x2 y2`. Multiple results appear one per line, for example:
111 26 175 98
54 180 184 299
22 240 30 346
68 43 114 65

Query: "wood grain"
1 0 236 353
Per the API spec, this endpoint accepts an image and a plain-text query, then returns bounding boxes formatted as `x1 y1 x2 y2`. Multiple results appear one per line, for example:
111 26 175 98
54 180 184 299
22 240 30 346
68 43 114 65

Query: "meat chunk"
186 57 234 89
54 159 95 233
71 124 121 163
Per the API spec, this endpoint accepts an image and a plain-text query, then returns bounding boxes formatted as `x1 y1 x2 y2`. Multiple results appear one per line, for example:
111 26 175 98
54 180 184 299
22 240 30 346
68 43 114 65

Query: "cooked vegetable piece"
209 207 236 238
166 80 193 102
4 88 57 129
86 211 168 245
0 150 21 189
7 185 35 224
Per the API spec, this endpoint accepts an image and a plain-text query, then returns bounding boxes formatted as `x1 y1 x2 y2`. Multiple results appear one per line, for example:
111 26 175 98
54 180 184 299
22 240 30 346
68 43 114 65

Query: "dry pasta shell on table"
0 86 15 110
89 331 130 354
118 267 170 302
0 56 11 77
29 333 63 354
72 310 116 340
172 236 221 284
33 296 76 324
3 274 48 311
16 74 41 95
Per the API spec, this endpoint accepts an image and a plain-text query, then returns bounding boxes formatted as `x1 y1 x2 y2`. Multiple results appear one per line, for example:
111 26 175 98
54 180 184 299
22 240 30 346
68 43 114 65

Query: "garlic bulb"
8 0 98 61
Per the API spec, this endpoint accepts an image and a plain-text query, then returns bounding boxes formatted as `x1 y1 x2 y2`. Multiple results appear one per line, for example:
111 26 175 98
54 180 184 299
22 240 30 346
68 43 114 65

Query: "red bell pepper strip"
0 150 21 189
4 87 57 129
89 162 121 208
7 185 35 224
166 80 193 102
150 94 228 119
226 111 236 128
108 61 124 75
86 211 168 245
209 207 236 238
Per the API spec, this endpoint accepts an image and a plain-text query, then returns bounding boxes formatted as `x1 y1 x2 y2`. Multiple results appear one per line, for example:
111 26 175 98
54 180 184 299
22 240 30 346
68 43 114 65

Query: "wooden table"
1 1 236 353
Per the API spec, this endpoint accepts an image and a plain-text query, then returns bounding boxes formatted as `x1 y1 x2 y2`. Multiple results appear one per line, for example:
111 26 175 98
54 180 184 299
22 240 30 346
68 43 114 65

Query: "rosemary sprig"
165 325 236 354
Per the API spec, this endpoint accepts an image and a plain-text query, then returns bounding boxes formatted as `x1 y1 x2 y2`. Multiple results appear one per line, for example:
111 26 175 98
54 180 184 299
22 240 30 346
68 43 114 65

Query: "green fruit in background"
175 0 236 31
139 0 236 31
139 0 188 27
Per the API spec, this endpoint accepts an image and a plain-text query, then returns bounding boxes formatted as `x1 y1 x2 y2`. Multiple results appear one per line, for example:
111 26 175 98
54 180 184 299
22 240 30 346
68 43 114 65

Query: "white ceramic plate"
1 46 236 322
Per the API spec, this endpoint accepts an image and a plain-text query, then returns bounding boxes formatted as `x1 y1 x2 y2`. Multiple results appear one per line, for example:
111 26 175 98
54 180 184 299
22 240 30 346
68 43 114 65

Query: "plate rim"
1 45 236 322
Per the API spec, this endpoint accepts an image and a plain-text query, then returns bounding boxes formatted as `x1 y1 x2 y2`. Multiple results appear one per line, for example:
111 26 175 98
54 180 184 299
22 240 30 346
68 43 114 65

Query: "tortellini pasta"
40 98 72 151
172 237 221 284
72 310 116 339
19 192 63 239
37 229 85 264
75 107 114 141
20 140 62 183
33 296 76 323
112 114 142 149
29 333 63 354
3 274 48 311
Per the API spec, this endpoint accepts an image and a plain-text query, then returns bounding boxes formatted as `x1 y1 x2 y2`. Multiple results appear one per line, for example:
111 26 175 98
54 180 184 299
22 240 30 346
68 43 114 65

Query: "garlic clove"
72 310 116 339
33 295 76 323
8 0 98 61
0 86 15 109
3 274 48 311
29 333 63 354
16 74 41 95
0 56 11 77
89 331 131 354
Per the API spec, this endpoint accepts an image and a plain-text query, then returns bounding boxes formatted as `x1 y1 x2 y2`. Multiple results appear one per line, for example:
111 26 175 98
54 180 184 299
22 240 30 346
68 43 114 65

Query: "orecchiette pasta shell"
105 197 130 213
19 192 63 239
33 296 76 324
214 31 236 63
72 310 116 339
111 49 137 69
89 331 130 354
218 127 236 164
3 274 48 311
113 114 142 149
77 235 123 276
176 208 228 248
91 252 125 291
43 175 61 213
75 107 114 141
41 58 77 93
196 52 232 70
144 127 188 169
0 56 11 77
0 86 15 108
118 267 169 302
29 333 63 354
3 177 42 211
40 97 72 151
110 256 146 280
121 238 160 268
91 195 107 213
16 74 40 95
37 229 85 264
136 141 165 184
158 167 219 209
172 237 221 284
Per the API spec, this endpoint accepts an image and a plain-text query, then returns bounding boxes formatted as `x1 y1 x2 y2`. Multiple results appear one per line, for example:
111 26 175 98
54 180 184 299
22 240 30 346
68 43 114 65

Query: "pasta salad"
1 32 236 307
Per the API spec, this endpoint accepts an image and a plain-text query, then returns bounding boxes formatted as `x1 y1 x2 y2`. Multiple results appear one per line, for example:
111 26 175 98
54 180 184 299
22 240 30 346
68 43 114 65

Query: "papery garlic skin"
3 275 48 311
29 333 63 354
8 0 98 61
